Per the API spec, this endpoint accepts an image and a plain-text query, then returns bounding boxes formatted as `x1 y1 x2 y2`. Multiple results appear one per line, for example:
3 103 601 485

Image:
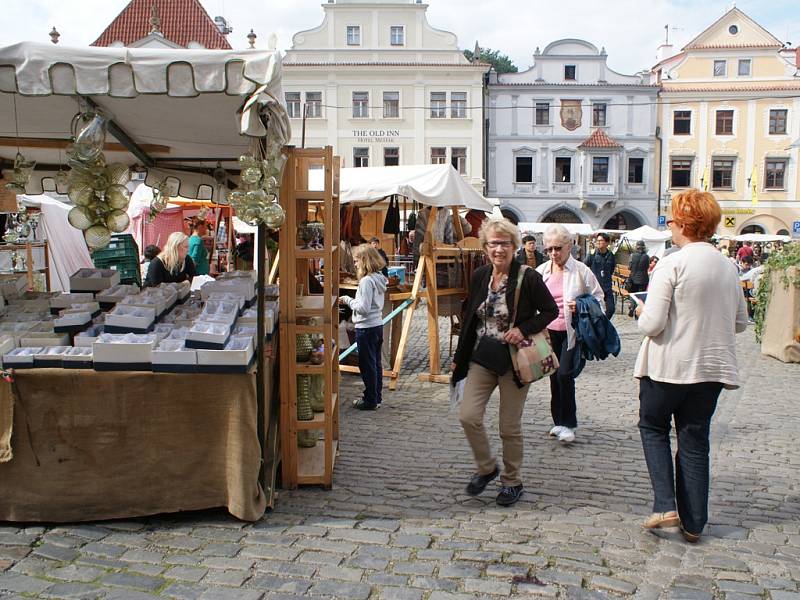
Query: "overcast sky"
2 0 799 74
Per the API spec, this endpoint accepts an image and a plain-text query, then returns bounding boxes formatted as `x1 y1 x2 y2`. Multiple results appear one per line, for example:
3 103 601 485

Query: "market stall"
0 41 290 521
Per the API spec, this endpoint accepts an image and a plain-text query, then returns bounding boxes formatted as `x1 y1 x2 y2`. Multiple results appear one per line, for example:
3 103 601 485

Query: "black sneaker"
465 466 499 496
496 485 524 506
353 399 377 411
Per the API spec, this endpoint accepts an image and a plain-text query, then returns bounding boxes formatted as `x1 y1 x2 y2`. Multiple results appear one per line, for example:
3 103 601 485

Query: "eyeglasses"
666 219 680 226
544 246 563 253
486 240 513 249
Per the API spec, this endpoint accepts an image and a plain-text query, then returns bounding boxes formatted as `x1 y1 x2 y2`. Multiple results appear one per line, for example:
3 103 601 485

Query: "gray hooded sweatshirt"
343 272 388 329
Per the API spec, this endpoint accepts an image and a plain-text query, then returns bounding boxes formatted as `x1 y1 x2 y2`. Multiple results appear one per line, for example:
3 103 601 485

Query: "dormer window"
347 26 361 46
564 65 576 80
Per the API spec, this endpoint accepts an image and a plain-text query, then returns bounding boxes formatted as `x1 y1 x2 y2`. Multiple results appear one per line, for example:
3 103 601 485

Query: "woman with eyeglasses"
635 189 747 544
451 218 558 507
536 224 605 444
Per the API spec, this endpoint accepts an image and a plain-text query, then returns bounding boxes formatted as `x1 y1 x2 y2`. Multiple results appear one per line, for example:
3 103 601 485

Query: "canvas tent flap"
337 164 492 212
0 42 289 200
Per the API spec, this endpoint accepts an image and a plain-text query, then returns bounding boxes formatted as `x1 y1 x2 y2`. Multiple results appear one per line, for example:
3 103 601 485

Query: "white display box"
62 346 93 369
74 325 104 348
232 325 257 339
3 347 43 368
218 270 257 282
185 321 231 350
165 306 203 327
152 340 197 373
0 335 17 367
206 292 245 311
199 300 238 325
237 308 257 325
49 292 95 310
33 345 71 368
19 333 70 347
196 336 254 373
119 293 170 317
200 279 256 303
160 281 191 303
96 284 139 305
54 309 94 330
105 305 156 332
69 268 120 292
93 333 157 370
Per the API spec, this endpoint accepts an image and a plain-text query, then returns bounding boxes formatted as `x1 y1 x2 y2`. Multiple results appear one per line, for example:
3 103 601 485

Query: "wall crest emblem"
560 100 582 131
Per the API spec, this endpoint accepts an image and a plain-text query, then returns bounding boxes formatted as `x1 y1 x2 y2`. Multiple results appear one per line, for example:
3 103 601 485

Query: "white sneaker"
548 425 564 437
557 427 576 444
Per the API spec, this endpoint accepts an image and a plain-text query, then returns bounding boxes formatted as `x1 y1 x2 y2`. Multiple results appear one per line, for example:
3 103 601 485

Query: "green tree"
463 48 518 73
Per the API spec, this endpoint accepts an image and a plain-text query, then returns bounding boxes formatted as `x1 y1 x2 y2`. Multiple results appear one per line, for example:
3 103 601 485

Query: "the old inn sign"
353 129 401 143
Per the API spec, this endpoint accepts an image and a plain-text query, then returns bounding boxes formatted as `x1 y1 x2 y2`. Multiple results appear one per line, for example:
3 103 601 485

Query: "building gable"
683 7 783 51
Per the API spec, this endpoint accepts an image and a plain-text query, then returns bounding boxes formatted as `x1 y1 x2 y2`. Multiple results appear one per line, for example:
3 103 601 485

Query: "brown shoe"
680 525 701 543
642 511 680 529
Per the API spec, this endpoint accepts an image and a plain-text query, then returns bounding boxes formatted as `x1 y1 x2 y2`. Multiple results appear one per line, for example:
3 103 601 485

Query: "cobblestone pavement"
1 311 799 599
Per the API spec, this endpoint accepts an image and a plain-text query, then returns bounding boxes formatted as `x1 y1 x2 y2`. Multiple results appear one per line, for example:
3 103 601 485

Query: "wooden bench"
612 265 632 315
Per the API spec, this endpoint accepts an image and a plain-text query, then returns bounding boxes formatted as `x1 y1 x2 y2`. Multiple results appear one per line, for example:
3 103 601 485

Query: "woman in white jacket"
537 224 604 443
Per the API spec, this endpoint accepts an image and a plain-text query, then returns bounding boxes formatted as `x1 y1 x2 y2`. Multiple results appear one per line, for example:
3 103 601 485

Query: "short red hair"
669 189 721 241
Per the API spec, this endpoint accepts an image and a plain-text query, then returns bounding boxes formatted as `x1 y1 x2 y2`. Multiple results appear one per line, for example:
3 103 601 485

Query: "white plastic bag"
449 377 465 412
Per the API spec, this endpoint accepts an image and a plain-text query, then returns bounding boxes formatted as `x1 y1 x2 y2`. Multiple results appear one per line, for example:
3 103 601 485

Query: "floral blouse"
475 274 511 345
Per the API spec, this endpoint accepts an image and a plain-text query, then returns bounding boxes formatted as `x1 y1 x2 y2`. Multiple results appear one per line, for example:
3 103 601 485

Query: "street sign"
658 215 666 226
793 220 800 238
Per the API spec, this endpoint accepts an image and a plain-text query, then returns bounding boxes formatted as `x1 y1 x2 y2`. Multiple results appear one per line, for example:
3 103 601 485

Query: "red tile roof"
578 129 622 149
92 0 231 49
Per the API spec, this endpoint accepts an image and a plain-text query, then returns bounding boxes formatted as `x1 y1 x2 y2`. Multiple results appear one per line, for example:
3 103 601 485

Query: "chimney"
796 47 800 68
656 24 674 63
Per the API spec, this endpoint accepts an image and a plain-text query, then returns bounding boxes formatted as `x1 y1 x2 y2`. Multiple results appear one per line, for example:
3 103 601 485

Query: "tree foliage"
463 48 518 73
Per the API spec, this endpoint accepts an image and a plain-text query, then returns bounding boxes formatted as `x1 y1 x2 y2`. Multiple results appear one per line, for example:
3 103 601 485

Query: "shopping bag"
449 377 465 411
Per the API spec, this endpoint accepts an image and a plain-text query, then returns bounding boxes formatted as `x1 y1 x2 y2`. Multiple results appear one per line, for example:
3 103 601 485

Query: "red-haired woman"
634 189 748 543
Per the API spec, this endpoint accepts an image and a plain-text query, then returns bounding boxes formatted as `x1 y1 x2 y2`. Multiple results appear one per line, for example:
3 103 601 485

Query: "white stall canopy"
336 164 492 211
732 233 791 243
518 222 595 236
0 41 289 200
618 225 673 242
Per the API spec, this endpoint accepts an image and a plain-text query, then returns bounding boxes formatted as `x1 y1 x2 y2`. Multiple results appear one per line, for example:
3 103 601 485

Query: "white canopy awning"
518 222 594 236
619 225 673 242
336 164 492 212
733 233 791 243
0 42 289 199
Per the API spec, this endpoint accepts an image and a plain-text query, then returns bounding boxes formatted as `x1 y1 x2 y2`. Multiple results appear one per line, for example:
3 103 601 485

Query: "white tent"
733 233 791 243
336 164 492 211
619 225 673 242
518 222 594 236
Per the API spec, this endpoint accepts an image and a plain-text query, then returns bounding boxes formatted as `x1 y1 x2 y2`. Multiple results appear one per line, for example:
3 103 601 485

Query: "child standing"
339 245 388 411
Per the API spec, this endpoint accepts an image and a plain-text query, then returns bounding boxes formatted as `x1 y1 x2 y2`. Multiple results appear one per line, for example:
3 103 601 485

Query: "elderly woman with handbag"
536 224 605 444
635 189 747 543
451 218 558 507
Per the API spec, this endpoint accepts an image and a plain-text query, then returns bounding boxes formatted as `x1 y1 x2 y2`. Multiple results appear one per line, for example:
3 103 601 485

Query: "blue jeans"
638 377 722 535
603 288 615 320
356 326 383 407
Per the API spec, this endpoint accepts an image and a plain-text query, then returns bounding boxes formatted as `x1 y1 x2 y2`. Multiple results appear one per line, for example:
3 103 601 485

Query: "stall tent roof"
336 164 492 211
619 225 673 242
0 41 288 199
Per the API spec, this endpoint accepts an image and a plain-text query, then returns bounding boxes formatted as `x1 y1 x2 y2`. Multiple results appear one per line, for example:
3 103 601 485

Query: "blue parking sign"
793 221 800 238
658 215 666 226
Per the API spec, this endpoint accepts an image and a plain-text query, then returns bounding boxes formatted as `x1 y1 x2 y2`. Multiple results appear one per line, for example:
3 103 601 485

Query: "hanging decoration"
147 180 170 223
227 124 287 229
4 152 37 195
64 109 131 250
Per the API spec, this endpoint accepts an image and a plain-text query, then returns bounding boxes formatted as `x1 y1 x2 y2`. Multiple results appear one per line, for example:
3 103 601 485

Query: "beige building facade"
654 8 800 235
282 0 488 193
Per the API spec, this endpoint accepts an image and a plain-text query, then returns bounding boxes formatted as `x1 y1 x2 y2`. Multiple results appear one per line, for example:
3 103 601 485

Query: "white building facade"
282 0 488 193
487 39 660 228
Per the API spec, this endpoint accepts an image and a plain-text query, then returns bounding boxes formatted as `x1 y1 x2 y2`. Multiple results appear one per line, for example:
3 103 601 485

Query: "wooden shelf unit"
278 146 341 489
0 240 50 292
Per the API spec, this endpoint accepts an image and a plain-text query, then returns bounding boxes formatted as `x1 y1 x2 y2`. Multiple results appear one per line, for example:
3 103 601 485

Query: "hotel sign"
352 129 401 143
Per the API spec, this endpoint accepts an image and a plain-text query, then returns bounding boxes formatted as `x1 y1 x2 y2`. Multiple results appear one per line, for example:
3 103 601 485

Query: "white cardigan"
634 242 748 388
537 256 605 350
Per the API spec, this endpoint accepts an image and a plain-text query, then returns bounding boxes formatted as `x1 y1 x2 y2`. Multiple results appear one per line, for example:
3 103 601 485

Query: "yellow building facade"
654 8 800 235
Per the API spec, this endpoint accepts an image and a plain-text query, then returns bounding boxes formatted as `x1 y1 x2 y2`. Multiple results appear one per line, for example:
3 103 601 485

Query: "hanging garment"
383 195 401 234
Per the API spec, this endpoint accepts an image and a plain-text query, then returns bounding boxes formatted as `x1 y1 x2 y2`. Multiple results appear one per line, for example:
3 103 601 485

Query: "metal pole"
256 222 267 485
301 103 309 149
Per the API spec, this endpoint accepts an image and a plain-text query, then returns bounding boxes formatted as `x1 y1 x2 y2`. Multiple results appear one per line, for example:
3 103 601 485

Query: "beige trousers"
459 362 531 487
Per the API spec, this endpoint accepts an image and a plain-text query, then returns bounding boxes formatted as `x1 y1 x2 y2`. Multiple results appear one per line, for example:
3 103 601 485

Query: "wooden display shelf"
295 295 337 317
297 440 339 485
296 393 338 430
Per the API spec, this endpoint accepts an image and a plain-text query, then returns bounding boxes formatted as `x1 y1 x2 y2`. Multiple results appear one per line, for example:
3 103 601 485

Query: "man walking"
515 235 544 268
585 232 616 319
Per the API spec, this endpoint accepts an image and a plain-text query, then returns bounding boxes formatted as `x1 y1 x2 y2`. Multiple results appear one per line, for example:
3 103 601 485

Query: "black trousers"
547 329 578 429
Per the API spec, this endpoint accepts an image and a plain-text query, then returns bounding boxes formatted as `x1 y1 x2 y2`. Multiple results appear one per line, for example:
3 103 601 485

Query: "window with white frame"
592 102 607 127
535 102 550 125
564 65 576 80
712 158 734 189
430 147 446 164
451 147 467 175
628 157 644 184
592 157 609 183
346 26 361 46
451 92 467 118
390 26 404 46
713 60 727 77
769 109 787 135
738 59 751 76
384 147 399 167
352 91 369 118
285 92 301 119
383 92 399 118
515 156 533 183
716 110 734 135
555 157 571 182
353 147 369 167
430 92 446 118
765 160 787 189
670 158 692 188
305 92 322 118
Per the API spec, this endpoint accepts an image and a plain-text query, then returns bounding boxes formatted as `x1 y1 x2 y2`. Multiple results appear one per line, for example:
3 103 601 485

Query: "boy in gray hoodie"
339 245 388 410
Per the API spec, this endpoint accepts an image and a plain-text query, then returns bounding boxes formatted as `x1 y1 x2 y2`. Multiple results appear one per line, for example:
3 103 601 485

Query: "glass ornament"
105 163 130 185
73 112 108 162
68 182 95 206
106 184 130 209
262 202 285 229
241 166 263 185
90 171 110 192
106 210 130 233
67 206 95 231
84 224 112 249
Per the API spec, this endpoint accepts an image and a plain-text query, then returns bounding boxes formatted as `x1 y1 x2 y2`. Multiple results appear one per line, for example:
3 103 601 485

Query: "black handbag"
471 335 512 375
383 195 401 234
